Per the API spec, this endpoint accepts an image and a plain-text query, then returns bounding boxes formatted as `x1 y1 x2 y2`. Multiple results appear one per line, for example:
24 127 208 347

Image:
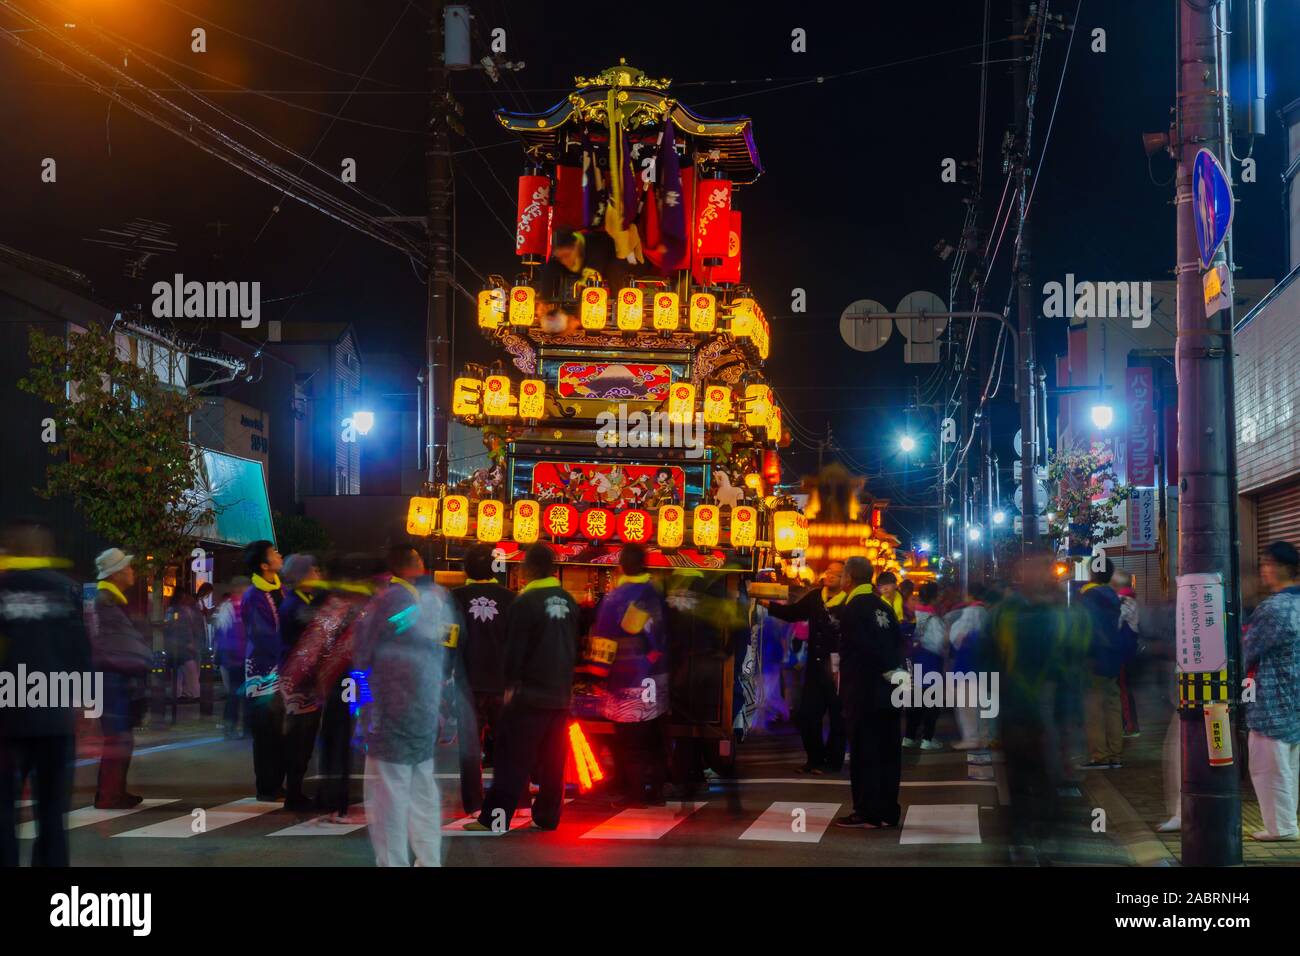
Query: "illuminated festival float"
405 62 806 768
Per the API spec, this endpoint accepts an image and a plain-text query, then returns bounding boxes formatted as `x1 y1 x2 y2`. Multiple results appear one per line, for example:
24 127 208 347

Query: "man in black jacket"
0 520 93 867
468 543 579 832
451 543 515 814
765 560 846 773
834 556 906 829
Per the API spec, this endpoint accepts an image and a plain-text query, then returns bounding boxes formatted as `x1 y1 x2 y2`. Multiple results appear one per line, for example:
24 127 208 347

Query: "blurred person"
467 543 579 833
0 520 92 867
1244 541 1300 841
90 548 152 809
898 578 917 645
875 571 904 622
164 587 205 703
1079 559 1127 770
1112 570 1142 737
278 554 324 812
213 585 246 738
240 540 285 801
903 580 948 751
450 543 515 815
764 560 847 773
834 557 905 829
538 225 631 301
597 543 670 806
947 582 994 750
354 545 450 865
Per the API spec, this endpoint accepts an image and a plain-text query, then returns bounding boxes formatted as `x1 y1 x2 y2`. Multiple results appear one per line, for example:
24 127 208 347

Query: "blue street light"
993 510 1006 525
352 411 376 435
899 434 917 453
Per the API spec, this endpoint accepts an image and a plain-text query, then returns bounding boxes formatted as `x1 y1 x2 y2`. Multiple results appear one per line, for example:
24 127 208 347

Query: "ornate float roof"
494 60 763 185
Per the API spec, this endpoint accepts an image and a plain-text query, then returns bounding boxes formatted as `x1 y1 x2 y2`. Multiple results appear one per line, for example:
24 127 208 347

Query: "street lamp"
918 539 932 552
967 527 982 542
1090 404 1114 430
946 515 955 527
899 434 916 453
352 410 376 435
993 509 1006 525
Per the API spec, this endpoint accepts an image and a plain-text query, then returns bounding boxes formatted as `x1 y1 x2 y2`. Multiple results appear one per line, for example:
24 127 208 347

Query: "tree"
19 324 214 622
1045 444 1134 552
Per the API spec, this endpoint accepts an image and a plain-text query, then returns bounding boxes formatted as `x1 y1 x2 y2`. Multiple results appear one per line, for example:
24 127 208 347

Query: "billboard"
192 448 275 548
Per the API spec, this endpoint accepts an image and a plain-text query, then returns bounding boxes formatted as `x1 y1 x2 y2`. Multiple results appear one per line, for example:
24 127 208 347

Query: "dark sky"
4 0 1298 545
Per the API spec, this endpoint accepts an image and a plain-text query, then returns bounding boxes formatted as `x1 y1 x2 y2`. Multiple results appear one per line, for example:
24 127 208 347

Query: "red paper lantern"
581 507 615 541
762 449 782 487
617 508 654 544
516 173 551 263
542 503 578 539
694 176 732 265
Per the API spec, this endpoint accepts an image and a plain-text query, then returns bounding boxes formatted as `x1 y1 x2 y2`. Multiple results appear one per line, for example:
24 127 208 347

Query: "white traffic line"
113 797 281 838
267 809 370 837
580 802 707 841
17 799 178 839
898 804 982 845
738 801 841 843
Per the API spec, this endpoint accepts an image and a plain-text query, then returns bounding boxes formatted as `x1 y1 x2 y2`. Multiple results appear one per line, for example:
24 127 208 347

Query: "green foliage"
18 324 213 572
273 511 331 557
1046 444 1134 549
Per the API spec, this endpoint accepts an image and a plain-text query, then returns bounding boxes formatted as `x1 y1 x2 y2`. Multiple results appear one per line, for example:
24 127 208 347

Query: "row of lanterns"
407 496 805 553
477 285 769 358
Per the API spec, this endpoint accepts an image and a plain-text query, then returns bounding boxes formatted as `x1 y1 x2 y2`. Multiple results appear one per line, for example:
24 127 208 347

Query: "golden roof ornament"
574 59 671 92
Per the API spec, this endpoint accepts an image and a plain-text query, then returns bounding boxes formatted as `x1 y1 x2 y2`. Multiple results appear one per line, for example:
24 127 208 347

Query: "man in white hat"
91 548 153 809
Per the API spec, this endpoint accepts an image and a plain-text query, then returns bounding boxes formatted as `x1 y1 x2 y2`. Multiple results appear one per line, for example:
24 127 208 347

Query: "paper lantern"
689 293 716 333
616 288 644 331
730 505 757 548
542 503 578 539
518 379 545 420
703 385 732 425
796 513 810 551
476 499 504 543
730 297 759 341
766 404 783 443
745 384 772 427
482 375 515 418
452 377 482 417
508 285 535 326
515 174 551 262
581 507 614 541
617 508 653 544
477 288 505 329
512 499 540 544
442 495 470 538
772 509 800 554
580 286 608 330
744 473 763 495
652 291 679 331
694 177 732 264
667 382 695 426
406 496 438 537
657 505 684 549
692 505 720 548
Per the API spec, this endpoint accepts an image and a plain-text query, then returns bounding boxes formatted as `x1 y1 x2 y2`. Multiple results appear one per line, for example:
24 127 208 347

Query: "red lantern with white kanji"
516 173 551 264
694 176 732 266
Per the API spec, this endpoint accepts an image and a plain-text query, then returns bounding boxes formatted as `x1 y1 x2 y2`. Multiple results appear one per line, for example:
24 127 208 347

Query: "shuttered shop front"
1256 480 1300 564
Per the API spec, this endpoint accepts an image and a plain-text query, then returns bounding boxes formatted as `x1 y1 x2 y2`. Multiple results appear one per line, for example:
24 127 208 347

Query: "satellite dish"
894 291 948 344
839 299 892 352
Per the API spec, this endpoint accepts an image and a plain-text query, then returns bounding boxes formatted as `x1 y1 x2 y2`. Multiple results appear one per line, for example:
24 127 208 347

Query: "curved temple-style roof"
495 61 763 185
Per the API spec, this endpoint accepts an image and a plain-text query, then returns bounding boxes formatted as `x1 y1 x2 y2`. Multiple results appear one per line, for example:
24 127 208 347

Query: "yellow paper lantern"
518 379 545 420
508 285 535 326
652 291 679 330
730 504 757 548
477 288 505 329
667 382 696 426
730 297 759 341
703 385 732 424
406 496 439 537
657 505 684 549
772 509 801 553
482 375 516 418
580 286 608 330
452 377 482 417
476 499 504 543
744 472 763 495
745 383 772 427
616 287 644 331
766 404 783 443
441 495 470 537
512 499 540 544
689 292 716 333
693 504 720 548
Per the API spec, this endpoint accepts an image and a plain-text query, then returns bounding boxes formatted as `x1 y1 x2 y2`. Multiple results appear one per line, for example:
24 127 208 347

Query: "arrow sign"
1192 149 1234 271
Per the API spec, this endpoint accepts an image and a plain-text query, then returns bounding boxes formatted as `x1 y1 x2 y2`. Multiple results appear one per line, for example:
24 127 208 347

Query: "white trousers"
1248 731 1300 838
1162 711 1181 820
364 755 442 867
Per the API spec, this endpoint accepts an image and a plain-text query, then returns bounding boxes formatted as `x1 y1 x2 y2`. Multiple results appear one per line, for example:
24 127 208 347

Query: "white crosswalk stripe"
114 797 281 838
267 809 370 837
898 804 982 844
580 802 707 841
738 801 841 843
17 799 178 839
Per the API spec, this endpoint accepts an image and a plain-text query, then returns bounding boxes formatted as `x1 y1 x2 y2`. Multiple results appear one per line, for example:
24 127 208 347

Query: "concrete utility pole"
1011 0 1039 550
426 1 455 486
1175 0 1242 867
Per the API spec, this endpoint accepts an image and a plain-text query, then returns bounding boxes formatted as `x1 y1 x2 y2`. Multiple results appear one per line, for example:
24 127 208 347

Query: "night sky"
4 0 1298 545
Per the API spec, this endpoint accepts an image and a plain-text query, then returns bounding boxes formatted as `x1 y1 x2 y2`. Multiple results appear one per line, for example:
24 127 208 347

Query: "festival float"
405 62 807 765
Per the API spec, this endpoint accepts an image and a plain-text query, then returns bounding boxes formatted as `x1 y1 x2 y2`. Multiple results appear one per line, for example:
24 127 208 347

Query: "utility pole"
1175 0 1242 867
426 1 455 488
1011 0 1040 550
